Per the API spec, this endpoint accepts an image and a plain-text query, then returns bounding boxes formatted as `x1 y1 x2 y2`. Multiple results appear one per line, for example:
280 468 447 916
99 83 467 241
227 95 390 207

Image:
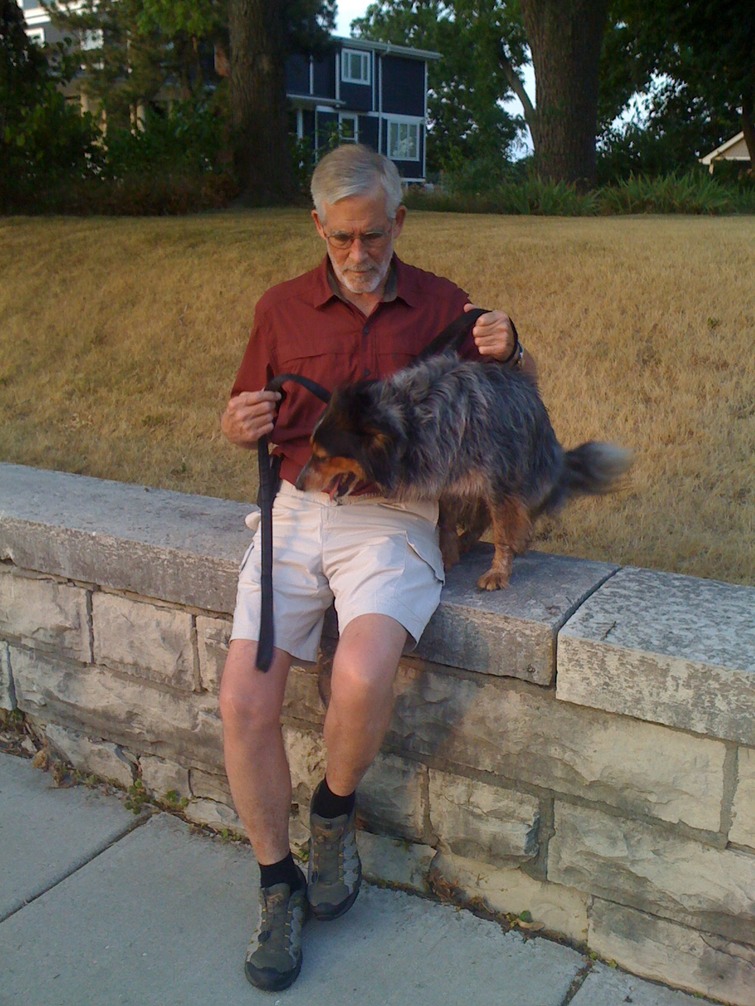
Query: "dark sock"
311 777 356 819
259 852 303 891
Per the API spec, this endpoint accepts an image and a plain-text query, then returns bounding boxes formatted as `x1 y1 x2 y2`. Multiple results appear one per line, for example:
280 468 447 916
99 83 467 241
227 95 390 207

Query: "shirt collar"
314 254 417 309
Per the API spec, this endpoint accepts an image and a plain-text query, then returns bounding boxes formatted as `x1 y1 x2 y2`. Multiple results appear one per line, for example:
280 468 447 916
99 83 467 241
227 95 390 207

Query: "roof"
700 131 749 165
334 35 441 62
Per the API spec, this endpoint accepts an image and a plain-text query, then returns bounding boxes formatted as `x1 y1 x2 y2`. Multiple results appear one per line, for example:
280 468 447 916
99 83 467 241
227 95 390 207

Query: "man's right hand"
220 390 282 448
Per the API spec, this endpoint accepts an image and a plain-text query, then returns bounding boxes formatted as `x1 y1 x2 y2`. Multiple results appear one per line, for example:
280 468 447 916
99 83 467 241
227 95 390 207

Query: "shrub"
599 171 737 214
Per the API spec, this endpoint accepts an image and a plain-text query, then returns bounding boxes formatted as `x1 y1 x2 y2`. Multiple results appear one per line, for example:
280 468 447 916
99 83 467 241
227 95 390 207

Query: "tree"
520 0 609 187
356 0 611 188
228 0 334 204
601 0 754 171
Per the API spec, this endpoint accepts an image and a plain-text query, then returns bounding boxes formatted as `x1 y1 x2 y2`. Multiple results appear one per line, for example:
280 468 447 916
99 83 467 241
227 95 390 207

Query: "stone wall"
1 463 753 1005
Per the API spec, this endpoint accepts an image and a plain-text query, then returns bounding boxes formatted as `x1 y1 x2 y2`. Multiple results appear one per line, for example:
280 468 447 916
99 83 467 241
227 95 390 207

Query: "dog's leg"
477 496 532 590
458 498 490 556
438 497 461 571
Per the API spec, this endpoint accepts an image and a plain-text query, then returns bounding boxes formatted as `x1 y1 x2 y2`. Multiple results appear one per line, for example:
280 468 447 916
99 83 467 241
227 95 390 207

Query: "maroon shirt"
231 254 475 485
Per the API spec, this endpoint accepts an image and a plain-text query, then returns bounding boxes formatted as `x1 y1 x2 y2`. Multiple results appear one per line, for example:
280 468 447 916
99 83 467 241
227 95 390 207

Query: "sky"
334 1 371 36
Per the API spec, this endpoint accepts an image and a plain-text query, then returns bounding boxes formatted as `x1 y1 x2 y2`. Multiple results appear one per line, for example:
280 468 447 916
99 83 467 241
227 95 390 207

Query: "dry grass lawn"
0 211 752 586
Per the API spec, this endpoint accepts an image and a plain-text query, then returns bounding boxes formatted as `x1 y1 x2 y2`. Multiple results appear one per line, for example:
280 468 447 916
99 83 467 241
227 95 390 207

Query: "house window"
387 119 420 161
341 48 370 85
339 113 358 143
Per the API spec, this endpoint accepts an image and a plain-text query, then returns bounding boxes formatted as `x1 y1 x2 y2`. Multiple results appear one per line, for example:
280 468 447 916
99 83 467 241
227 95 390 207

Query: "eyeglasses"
324 226 393 250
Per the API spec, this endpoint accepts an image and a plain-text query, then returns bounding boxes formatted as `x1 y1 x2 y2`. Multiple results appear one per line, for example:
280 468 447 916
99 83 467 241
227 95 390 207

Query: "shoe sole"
309 882 361 921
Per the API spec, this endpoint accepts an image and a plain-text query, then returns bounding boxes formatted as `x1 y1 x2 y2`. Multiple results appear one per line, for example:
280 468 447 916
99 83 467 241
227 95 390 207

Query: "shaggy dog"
296 351 631 590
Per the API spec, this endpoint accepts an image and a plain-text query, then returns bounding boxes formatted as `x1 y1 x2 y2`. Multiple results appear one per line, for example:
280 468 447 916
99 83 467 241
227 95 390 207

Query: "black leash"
256 374 330 671
253 308 489 672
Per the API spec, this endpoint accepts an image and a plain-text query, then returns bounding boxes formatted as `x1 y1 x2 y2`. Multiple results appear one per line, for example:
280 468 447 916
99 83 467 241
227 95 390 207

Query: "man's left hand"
465 302 516 361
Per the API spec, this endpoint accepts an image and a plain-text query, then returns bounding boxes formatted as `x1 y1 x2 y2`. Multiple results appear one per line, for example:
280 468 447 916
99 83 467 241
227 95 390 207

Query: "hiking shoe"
244 868 308 992
307 804 362 921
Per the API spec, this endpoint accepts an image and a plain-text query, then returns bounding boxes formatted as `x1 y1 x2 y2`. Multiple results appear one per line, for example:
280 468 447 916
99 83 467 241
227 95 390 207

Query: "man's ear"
392 205 406 239
312 209 326 240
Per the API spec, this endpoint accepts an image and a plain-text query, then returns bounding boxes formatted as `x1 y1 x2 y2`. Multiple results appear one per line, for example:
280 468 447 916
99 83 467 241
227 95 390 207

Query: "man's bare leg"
307 614 407 921
219 639 293 865
324 613 407 795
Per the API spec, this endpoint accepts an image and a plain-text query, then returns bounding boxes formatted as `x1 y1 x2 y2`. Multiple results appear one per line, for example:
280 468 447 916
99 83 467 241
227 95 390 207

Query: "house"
699 131 751 174
286 37 440 183
20 4 439 182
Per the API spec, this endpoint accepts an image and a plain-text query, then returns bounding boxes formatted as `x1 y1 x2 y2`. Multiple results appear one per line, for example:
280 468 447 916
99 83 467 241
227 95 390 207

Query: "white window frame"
341 48 370 85
338 112 358 143
386 117 420 161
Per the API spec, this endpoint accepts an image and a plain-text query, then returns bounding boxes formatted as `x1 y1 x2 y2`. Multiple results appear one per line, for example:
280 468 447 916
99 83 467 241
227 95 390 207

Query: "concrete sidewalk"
0 752 721 1006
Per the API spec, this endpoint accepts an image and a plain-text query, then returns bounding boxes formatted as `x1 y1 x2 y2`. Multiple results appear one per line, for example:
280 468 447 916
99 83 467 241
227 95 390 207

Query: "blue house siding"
381 56 425 117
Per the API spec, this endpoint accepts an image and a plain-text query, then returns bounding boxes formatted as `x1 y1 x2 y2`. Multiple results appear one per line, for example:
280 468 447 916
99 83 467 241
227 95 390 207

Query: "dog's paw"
476 568 511 591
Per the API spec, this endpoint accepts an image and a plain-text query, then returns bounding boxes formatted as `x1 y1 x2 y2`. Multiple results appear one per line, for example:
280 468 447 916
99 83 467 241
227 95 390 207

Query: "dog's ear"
361 428 400 492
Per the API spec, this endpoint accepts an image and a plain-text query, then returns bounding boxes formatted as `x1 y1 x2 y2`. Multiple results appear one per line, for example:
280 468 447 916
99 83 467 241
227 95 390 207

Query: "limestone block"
588 899 755 1006
731 746 755 849
92 592 195 689
184 797 243 834
11 646 224 772
45 723 136 788
190 768 232 804
549 802 755 944
359 831 434 894
359 753 427 841
430 852 589 944
283 661 327 726
428 769 540 864
418 548 616 685
140 755 191 802
1 641 15 710
389 665 726 832
0 567 90 661
558 567 755 744
195 615 231 693
282 725 326 809
0 464 251 611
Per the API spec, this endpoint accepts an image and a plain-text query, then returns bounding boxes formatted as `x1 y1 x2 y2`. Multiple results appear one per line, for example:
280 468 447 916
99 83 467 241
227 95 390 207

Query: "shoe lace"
259 889 295 951
311 823 344 882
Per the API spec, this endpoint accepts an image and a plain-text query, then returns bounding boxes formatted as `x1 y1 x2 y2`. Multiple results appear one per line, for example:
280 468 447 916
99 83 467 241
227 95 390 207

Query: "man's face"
312 190 405 296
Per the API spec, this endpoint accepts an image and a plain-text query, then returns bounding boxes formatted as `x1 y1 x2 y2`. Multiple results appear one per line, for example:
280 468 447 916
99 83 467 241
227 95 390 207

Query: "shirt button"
363 368 371 377
363 324 370 335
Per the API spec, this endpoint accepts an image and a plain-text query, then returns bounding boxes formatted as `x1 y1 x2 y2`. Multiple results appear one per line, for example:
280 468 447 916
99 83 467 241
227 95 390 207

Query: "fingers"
221 390 281 447
467 305 516 360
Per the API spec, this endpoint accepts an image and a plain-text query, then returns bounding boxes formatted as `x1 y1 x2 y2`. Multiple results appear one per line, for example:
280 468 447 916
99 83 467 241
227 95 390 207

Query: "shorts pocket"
404 526 445 584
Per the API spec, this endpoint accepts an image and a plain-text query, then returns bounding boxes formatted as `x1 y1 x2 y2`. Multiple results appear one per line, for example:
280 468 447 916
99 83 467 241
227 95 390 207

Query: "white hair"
311 144 403 219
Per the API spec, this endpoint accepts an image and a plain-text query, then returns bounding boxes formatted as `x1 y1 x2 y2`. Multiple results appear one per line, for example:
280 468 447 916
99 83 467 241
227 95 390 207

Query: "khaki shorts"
231 481 444 661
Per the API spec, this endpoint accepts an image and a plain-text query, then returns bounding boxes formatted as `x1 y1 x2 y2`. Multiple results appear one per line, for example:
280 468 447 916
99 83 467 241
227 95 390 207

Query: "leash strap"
255 373 330 671
253 310 488 671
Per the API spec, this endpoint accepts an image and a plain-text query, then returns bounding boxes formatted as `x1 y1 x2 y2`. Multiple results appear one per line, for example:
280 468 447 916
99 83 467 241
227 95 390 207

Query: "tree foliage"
600 0 753 173
1 0 101 209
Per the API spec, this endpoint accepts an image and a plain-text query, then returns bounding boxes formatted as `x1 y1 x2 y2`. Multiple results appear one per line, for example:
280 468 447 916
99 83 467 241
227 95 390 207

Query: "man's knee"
219 640 289 734
331 616 406 705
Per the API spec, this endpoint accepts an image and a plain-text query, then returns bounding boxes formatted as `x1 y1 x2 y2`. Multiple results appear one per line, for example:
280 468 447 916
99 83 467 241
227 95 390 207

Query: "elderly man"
220 144 530 991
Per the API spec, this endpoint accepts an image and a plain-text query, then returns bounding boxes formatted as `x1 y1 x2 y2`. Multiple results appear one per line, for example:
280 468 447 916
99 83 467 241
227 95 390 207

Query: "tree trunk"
228 0 296 204
520 0 609 189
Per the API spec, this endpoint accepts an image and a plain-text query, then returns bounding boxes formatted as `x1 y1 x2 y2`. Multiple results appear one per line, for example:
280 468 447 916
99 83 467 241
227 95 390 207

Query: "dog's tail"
541 442 632 514
564 441 633 495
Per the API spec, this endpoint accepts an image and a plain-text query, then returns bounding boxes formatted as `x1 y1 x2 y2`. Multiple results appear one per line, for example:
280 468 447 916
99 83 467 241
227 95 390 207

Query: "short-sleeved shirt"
231 253 474 485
